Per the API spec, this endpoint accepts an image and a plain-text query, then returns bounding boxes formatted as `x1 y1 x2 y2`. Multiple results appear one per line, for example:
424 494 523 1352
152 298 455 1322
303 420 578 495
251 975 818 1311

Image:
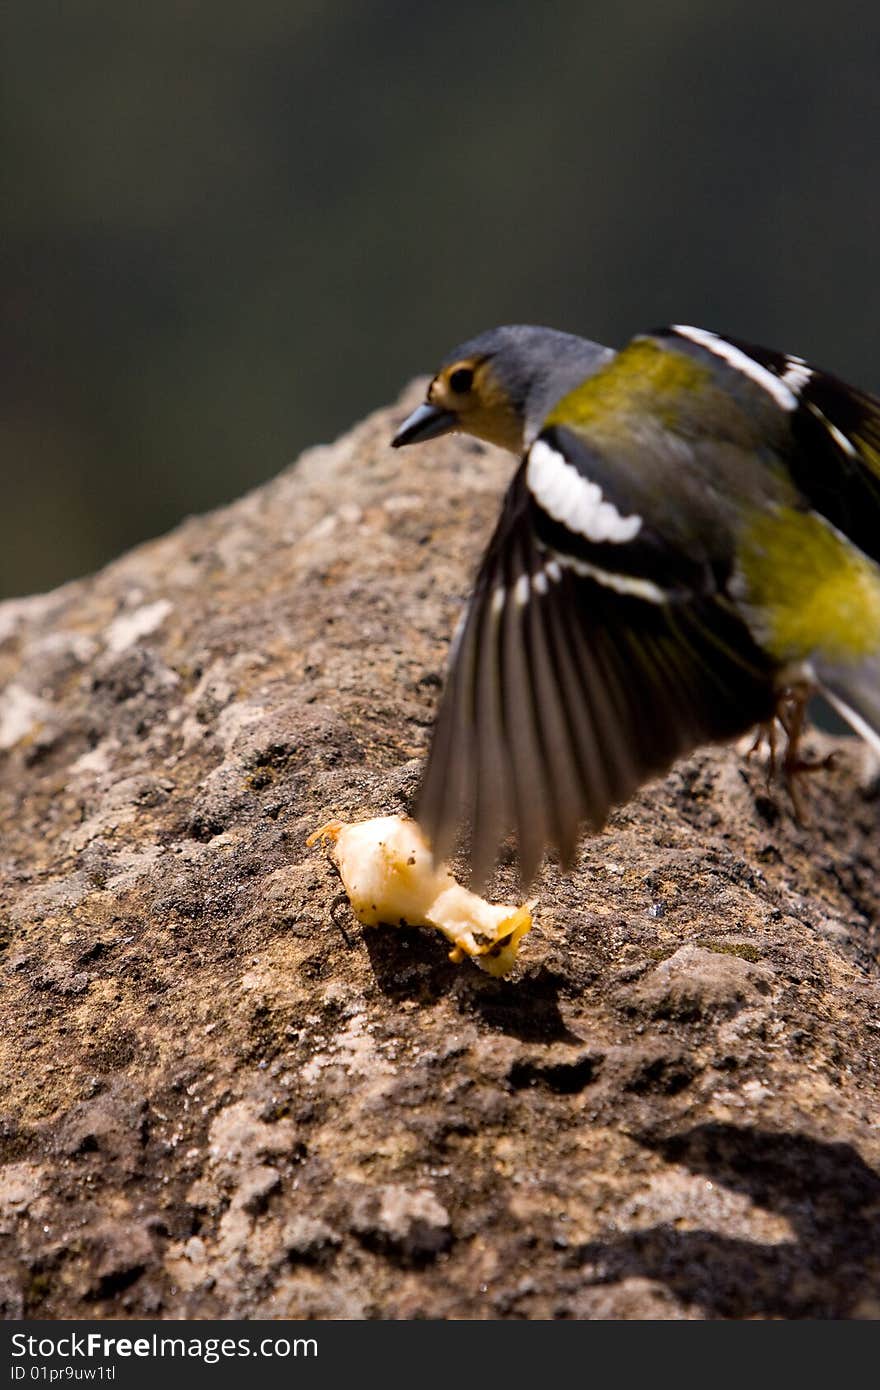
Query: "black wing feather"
501 565 553 884
417 464 776 888
708 331 880 566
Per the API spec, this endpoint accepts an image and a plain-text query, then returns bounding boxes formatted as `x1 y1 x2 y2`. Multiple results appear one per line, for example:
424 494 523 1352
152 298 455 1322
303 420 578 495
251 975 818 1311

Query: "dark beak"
392 402 458 448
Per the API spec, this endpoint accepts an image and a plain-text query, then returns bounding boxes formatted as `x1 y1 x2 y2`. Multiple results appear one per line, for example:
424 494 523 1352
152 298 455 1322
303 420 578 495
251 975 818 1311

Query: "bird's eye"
448 366 474 394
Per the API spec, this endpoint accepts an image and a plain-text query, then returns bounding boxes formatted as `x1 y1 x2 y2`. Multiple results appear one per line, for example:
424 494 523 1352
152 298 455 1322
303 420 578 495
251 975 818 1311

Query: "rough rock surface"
2 384 880 1321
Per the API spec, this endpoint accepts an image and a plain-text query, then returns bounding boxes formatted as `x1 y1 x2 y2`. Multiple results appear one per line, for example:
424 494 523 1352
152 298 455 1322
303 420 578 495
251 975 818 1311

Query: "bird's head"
392 324 615 455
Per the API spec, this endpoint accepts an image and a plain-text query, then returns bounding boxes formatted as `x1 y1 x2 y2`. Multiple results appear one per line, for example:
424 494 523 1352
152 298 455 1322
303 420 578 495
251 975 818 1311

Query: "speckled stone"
1 384 879 1319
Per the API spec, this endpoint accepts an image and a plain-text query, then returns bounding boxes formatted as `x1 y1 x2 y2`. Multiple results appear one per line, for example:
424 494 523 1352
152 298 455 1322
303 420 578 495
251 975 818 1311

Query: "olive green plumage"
394 323 880 886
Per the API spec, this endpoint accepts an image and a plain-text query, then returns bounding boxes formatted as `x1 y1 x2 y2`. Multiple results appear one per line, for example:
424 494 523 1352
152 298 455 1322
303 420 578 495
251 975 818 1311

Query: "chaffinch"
393 323 880 886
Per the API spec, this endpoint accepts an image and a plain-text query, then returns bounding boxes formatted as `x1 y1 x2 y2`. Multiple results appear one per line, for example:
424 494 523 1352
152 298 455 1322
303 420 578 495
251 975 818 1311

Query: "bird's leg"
745 686 835 821
778 688 809 823
776 684 835 823
745 716 778 784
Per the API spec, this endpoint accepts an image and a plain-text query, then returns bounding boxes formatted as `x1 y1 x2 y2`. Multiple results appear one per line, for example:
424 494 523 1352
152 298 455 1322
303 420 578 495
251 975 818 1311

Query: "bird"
392 322 880 888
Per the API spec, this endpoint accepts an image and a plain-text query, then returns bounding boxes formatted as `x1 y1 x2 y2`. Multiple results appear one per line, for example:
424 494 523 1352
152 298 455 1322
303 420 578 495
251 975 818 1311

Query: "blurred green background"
3 1 880 598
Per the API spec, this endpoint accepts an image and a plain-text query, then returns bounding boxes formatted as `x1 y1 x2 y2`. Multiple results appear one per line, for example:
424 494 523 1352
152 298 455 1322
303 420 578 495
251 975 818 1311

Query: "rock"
57 1083 147 1168
565 1276 702 1320
206 1101 300 1177
603 1044 696 1096
350 1184 452 1263
1 384 879 1318
282 1215 341 1265
0 1273 25 1319
237 1165 281 1215
85 1222 155 1300
0 1162 45 1228
619 944 775 1022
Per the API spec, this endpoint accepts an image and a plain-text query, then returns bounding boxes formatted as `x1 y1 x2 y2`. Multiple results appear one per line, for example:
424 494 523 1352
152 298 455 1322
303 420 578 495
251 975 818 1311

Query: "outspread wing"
418 457 776 888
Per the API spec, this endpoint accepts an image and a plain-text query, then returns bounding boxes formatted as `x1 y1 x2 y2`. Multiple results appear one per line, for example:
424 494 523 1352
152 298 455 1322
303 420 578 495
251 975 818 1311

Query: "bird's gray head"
392 324 615 455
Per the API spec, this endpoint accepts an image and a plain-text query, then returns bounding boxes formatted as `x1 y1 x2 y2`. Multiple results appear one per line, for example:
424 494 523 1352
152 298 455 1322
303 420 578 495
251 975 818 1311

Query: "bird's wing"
666 327 880 568
418 444 776 889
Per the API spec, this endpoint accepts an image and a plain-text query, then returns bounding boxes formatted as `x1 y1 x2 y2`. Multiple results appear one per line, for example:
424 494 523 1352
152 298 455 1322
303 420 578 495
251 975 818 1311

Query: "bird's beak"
392 402 458 448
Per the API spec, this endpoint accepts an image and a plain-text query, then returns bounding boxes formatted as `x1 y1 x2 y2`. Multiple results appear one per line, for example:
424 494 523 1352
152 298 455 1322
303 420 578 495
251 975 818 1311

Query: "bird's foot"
746 719 779 779
747 685 832 824
777 685 834 824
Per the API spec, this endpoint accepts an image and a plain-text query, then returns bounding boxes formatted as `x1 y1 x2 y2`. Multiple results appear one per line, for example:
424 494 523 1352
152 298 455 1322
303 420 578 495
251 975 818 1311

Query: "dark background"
4 1 879 599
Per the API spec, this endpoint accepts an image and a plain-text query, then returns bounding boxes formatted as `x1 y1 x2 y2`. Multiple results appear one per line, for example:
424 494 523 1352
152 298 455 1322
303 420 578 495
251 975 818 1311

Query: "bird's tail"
813 655 880 756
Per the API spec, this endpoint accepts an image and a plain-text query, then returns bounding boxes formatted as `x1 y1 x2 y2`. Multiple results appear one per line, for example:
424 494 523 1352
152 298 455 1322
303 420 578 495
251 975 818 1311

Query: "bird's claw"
747 685 830 824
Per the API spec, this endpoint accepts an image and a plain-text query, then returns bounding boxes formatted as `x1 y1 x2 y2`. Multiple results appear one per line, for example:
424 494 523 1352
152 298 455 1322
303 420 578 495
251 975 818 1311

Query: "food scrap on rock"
308 815 532 976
